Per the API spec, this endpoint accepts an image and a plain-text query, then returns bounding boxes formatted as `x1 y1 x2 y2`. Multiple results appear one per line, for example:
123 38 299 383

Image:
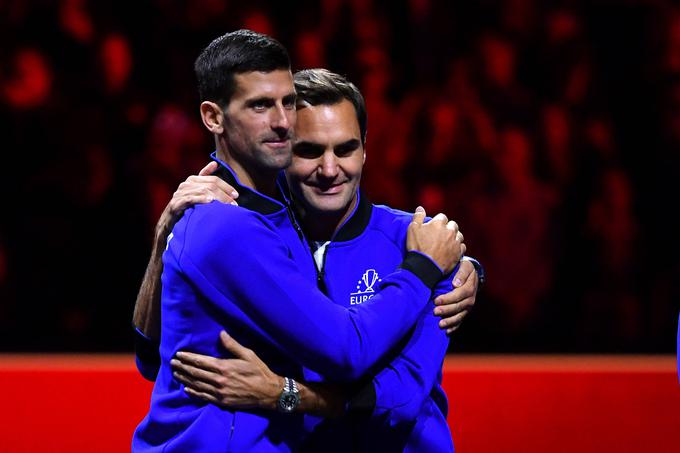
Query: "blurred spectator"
1 0 676 353
3 48 52 110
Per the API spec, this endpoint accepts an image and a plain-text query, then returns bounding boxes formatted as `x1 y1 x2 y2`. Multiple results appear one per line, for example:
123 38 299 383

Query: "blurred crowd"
0 0 678 352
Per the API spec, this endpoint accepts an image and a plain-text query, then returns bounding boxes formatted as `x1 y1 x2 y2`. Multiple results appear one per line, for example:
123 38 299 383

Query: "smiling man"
131 31 466 452
135 67 483 452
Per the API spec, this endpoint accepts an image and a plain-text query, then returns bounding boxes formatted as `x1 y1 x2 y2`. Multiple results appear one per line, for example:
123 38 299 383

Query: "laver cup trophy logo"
350 269 381 305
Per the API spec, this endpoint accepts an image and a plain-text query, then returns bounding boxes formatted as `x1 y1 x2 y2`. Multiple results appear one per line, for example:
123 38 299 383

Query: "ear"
362 147 367 164
199 101 224 134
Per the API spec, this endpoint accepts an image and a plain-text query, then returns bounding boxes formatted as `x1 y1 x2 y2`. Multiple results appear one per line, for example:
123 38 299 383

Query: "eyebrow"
244 92 297 107
245 96 274 106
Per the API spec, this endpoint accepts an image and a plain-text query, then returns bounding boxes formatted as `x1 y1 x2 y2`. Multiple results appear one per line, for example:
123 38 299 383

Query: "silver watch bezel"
277 377 300 413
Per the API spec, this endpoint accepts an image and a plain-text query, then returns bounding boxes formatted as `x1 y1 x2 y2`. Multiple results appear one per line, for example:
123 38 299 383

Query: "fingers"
434 280 475 306
183 386 221 405
446 326 461 336
198 161 219 176
455 230 464 243
411 206 426 226
173 368 221 392
171 358 222 386
174 351 222 374
182 176 239 204
438 310 468 331
452 259 474 288
432 212 448 224
433 298 466 317
446 221 459 233
434 294 475 316
170 195 220 215
434 274 476 311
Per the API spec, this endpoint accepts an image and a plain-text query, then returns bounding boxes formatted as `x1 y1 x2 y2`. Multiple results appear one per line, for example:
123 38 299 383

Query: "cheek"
345 159 364 180
284 169 307 191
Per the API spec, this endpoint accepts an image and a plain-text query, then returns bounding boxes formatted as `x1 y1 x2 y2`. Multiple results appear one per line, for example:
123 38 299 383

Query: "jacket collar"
210 152 372 240
331 188 373 242
210 152 287 215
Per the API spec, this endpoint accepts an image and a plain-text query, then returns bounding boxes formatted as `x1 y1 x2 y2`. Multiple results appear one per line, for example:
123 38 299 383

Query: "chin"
265 154 292 170
308 197 349 215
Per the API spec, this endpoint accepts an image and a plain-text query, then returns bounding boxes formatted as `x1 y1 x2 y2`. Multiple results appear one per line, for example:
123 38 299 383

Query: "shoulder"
188 201 271 231
371 204 414 232
366 204 414 248
177 202 278 253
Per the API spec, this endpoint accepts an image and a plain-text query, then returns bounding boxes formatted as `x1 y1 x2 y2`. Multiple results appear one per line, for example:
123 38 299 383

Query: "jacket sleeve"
350 305 448 425
345 265 457 425
134 327 160 381
345 255 484 424
174 204 444 381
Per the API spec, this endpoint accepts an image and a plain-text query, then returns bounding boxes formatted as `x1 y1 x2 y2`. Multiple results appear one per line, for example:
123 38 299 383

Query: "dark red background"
1 0 678 354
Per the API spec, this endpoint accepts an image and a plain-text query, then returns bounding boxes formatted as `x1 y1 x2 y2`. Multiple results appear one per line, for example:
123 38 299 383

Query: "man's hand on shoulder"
406 207 466 275
433 259 479 335
155 161 239 242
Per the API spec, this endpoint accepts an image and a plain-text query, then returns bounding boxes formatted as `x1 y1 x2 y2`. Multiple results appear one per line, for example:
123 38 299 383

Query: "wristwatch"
277 377 300 413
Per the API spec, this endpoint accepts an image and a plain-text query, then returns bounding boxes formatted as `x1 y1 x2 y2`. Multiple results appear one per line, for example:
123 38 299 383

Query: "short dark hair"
194 29 290 106
293 69 367 144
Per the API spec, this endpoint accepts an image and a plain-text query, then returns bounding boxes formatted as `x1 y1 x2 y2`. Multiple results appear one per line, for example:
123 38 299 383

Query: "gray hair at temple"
293 69 367 144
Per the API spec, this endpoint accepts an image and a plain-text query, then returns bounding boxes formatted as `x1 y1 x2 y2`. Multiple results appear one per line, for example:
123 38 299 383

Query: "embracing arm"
434 257 483 334
175 205 462 381
132 225 167 341
172 264 475 419
132 162 238 380
332 261 475 425
173 331 347 417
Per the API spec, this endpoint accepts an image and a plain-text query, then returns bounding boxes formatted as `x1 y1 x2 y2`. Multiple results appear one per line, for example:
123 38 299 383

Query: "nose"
271 104 291 133
318 151 339 179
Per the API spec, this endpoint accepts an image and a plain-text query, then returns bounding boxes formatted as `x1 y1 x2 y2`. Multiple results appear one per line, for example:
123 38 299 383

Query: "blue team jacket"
296 186 455 453
132 160 447 452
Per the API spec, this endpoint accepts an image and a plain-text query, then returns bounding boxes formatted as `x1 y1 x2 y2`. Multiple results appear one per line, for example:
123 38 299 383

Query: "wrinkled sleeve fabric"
367 306 448 426
346 254 484 424
346 264 458 424
165 203 443 381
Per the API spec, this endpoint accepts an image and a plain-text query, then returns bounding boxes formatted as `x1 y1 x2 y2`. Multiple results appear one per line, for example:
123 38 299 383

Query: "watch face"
279 391 300 412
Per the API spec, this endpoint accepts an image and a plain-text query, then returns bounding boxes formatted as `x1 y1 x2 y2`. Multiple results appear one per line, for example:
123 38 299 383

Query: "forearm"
132 218 171 340
297 381 346 418
259 375 346 418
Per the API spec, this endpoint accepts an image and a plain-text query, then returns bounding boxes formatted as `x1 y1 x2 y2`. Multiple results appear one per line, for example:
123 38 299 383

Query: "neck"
299 194 358 242
215 148 278 198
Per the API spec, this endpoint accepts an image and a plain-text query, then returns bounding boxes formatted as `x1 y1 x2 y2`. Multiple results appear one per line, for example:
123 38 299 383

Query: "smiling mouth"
308 182 346 195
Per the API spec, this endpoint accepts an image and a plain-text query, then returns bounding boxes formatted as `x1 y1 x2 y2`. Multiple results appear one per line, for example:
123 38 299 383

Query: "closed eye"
334 139 361 157
293 142 325 159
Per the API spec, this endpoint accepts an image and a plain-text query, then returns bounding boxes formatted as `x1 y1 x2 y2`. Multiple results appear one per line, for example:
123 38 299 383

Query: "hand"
406 207 466 275
433 259 479 335
155 161 239 240
171 331 283 410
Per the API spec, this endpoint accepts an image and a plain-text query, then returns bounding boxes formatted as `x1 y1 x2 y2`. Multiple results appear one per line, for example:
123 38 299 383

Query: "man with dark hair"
132 30 466 452
194 29 292 107
293 69 368 142
135 65 481 452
